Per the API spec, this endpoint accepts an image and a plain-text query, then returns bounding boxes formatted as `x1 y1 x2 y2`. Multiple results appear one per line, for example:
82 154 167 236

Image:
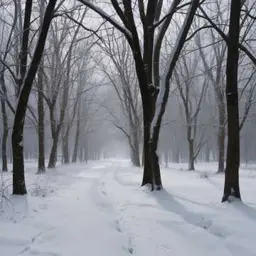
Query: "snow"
1 159 256 256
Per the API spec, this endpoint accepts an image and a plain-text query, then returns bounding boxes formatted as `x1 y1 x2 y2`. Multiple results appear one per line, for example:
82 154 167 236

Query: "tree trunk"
130 130 140 167
1 102 8 172
12 125 26 194
48 108 59 168
36 0 45 174
188 138 195 170
222 0 241 202
141 105 154 187
48 136 58 168
37 63 45 173
0 74 8 172
218 103 225 173
131 146 140 167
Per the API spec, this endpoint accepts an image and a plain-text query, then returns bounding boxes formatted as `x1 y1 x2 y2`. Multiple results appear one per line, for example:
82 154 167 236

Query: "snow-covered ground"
1 159 256 256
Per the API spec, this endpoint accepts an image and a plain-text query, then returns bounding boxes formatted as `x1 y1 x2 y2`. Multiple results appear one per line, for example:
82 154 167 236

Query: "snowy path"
0 162 130 256
1 160 256 256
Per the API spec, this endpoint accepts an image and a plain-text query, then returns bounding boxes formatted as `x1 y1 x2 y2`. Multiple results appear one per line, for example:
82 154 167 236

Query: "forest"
1 0 256 196
0 1 256 254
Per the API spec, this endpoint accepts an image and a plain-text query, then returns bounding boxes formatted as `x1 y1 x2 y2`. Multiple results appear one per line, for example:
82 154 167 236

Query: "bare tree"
222 0 241 202
174 53 208 170
196 30 227 172
78 0 201 190
98 30 142 167
0 1 17 172
12 0 58 195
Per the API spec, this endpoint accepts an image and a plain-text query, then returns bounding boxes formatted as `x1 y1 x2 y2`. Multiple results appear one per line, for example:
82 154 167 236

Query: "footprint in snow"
122 237 134 255
115 220 122 232
101 190 107 196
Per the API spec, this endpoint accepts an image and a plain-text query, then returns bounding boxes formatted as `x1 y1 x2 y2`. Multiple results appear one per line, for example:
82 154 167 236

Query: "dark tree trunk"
222 0 241 202
17 0 33 95
1 101 8 172
37 63 45 173
141 105 155 188
12 0 57 195
1 74 8 172
48 106 58 168
12 127 26 194
132 128 141 167
218 103 225 173
188 138 195 171
37 0 45 174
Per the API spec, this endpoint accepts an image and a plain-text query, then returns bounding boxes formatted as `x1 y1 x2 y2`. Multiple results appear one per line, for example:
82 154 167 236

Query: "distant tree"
99 31 142 167
196 30 227 173
174 53 208 170
0 1 17 172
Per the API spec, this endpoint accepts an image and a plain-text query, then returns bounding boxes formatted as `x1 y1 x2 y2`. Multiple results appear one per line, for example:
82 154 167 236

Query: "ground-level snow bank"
1 159 256 256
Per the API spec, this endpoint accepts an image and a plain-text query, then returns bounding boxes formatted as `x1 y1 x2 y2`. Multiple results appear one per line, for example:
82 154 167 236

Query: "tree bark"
48 136 58 168
0 74 8 172
141 102 155 188
48 106 59 168
36 0 45 174
1 101 8 172
222 0 241 202
37 63 45 173
188 138 195 171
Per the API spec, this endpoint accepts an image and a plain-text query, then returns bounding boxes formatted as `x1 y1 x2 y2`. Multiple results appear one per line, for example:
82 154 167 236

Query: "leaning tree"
12 0 58 194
